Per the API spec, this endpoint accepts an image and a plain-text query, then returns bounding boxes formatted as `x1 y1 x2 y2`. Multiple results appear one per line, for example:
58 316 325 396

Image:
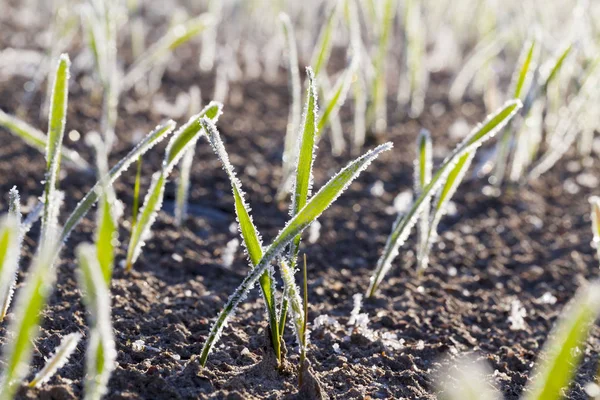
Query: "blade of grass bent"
126 102 223 270
199 142 392 366
41 54 70 244
59 120 176 248
0 110 88 170
523 281 600 400
0 216 20 322
590 197 600 264
367 100 522 297
415 129 432 266
279 68 319 336
200 116 281 361
76 243 116 400
0 239 58 400
28 332 81 388
417 151 475 272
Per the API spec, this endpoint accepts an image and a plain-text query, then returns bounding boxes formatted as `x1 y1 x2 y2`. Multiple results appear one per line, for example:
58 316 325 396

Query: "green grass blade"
317 56 357 132
278 12 302 199
200 116 281 361
523 281 600 400
590 197 600 264
28 332 81 388
311 4 338 76
76 243 116 400
0 110 88 170
131 156 142 228
122 14 214 91
199 141 392 366
415 129 432 266
279 258 305 353
126 102 223 270
41 54 70 243
541 43 573 92
0 215 20 322
59 120 176 247
88 134 120 284
367 100 522 297
417 151 474 272
0 239 58 400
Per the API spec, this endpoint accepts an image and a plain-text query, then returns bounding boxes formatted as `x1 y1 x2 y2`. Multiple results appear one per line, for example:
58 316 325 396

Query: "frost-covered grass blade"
0 239 58 400
28 332 81 388
41 54 70 245
76 243 116 400
0 215 20 322
523 281 600 400
318 57 357 132
367 100 522 297
0 110 88 170
415 129 432 267
200 115 281 362
310 3 338 77
126 102 223 271
199 141 392 366
59 120 176 249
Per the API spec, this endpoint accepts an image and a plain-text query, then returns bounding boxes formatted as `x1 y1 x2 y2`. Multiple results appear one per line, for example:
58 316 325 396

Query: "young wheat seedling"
368 100 522 296
0 215 20 322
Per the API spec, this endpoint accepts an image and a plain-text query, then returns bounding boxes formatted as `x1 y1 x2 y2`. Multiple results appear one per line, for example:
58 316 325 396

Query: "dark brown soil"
1 4 599 400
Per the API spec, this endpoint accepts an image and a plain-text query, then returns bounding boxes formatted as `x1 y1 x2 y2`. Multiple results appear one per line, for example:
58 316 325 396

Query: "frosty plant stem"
0 215 20 322
28 333 81 388
77 244 116 400
198 134 392 366
367 100 522 297
415 129 432 267
0 238 59 400
125 101 223 271
279 67 318 343
41 54 70 245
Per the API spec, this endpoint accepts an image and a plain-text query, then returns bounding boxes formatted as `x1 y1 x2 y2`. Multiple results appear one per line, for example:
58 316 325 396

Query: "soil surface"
1 4 599 400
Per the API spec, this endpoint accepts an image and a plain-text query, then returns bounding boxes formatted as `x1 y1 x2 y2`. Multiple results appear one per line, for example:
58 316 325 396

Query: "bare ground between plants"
1 27 600 400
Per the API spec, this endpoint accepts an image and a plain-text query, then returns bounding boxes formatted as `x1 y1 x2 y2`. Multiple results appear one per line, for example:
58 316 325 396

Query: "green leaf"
311 4 338 76
417 151 474 272
318 56 357 132
523 281 600 400
125 102 223 270
76 243 116 400
200 116 280 361
41 54 70 243
541 43 573 92
122 14 215 91
0 110 88 170
59 120 176 248
511 39 538 100
0 239 58 400
367 100 522 297
199 141 392 366
0 215 20 322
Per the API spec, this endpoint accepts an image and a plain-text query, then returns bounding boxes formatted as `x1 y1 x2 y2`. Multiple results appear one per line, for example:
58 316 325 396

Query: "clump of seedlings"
197 67 392 374
367 100 522 296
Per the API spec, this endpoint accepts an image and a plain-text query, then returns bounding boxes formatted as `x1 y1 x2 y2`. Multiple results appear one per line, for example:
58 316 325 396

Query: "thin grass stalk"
199 141 392 366
299 254 309 386
175 86 202 226
311 3 338 77
415 129 432 267
279 68 319 337
28 332 81 388
41 54 70 245
367 100 522 297
0 110 88 170
278 13 302 199
58 120 176 251
0 215 20 322
76 243 116 400
523 281 600 400
200 116 282 363
126 102 223 271
590 197 600 264
0 238 58 400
